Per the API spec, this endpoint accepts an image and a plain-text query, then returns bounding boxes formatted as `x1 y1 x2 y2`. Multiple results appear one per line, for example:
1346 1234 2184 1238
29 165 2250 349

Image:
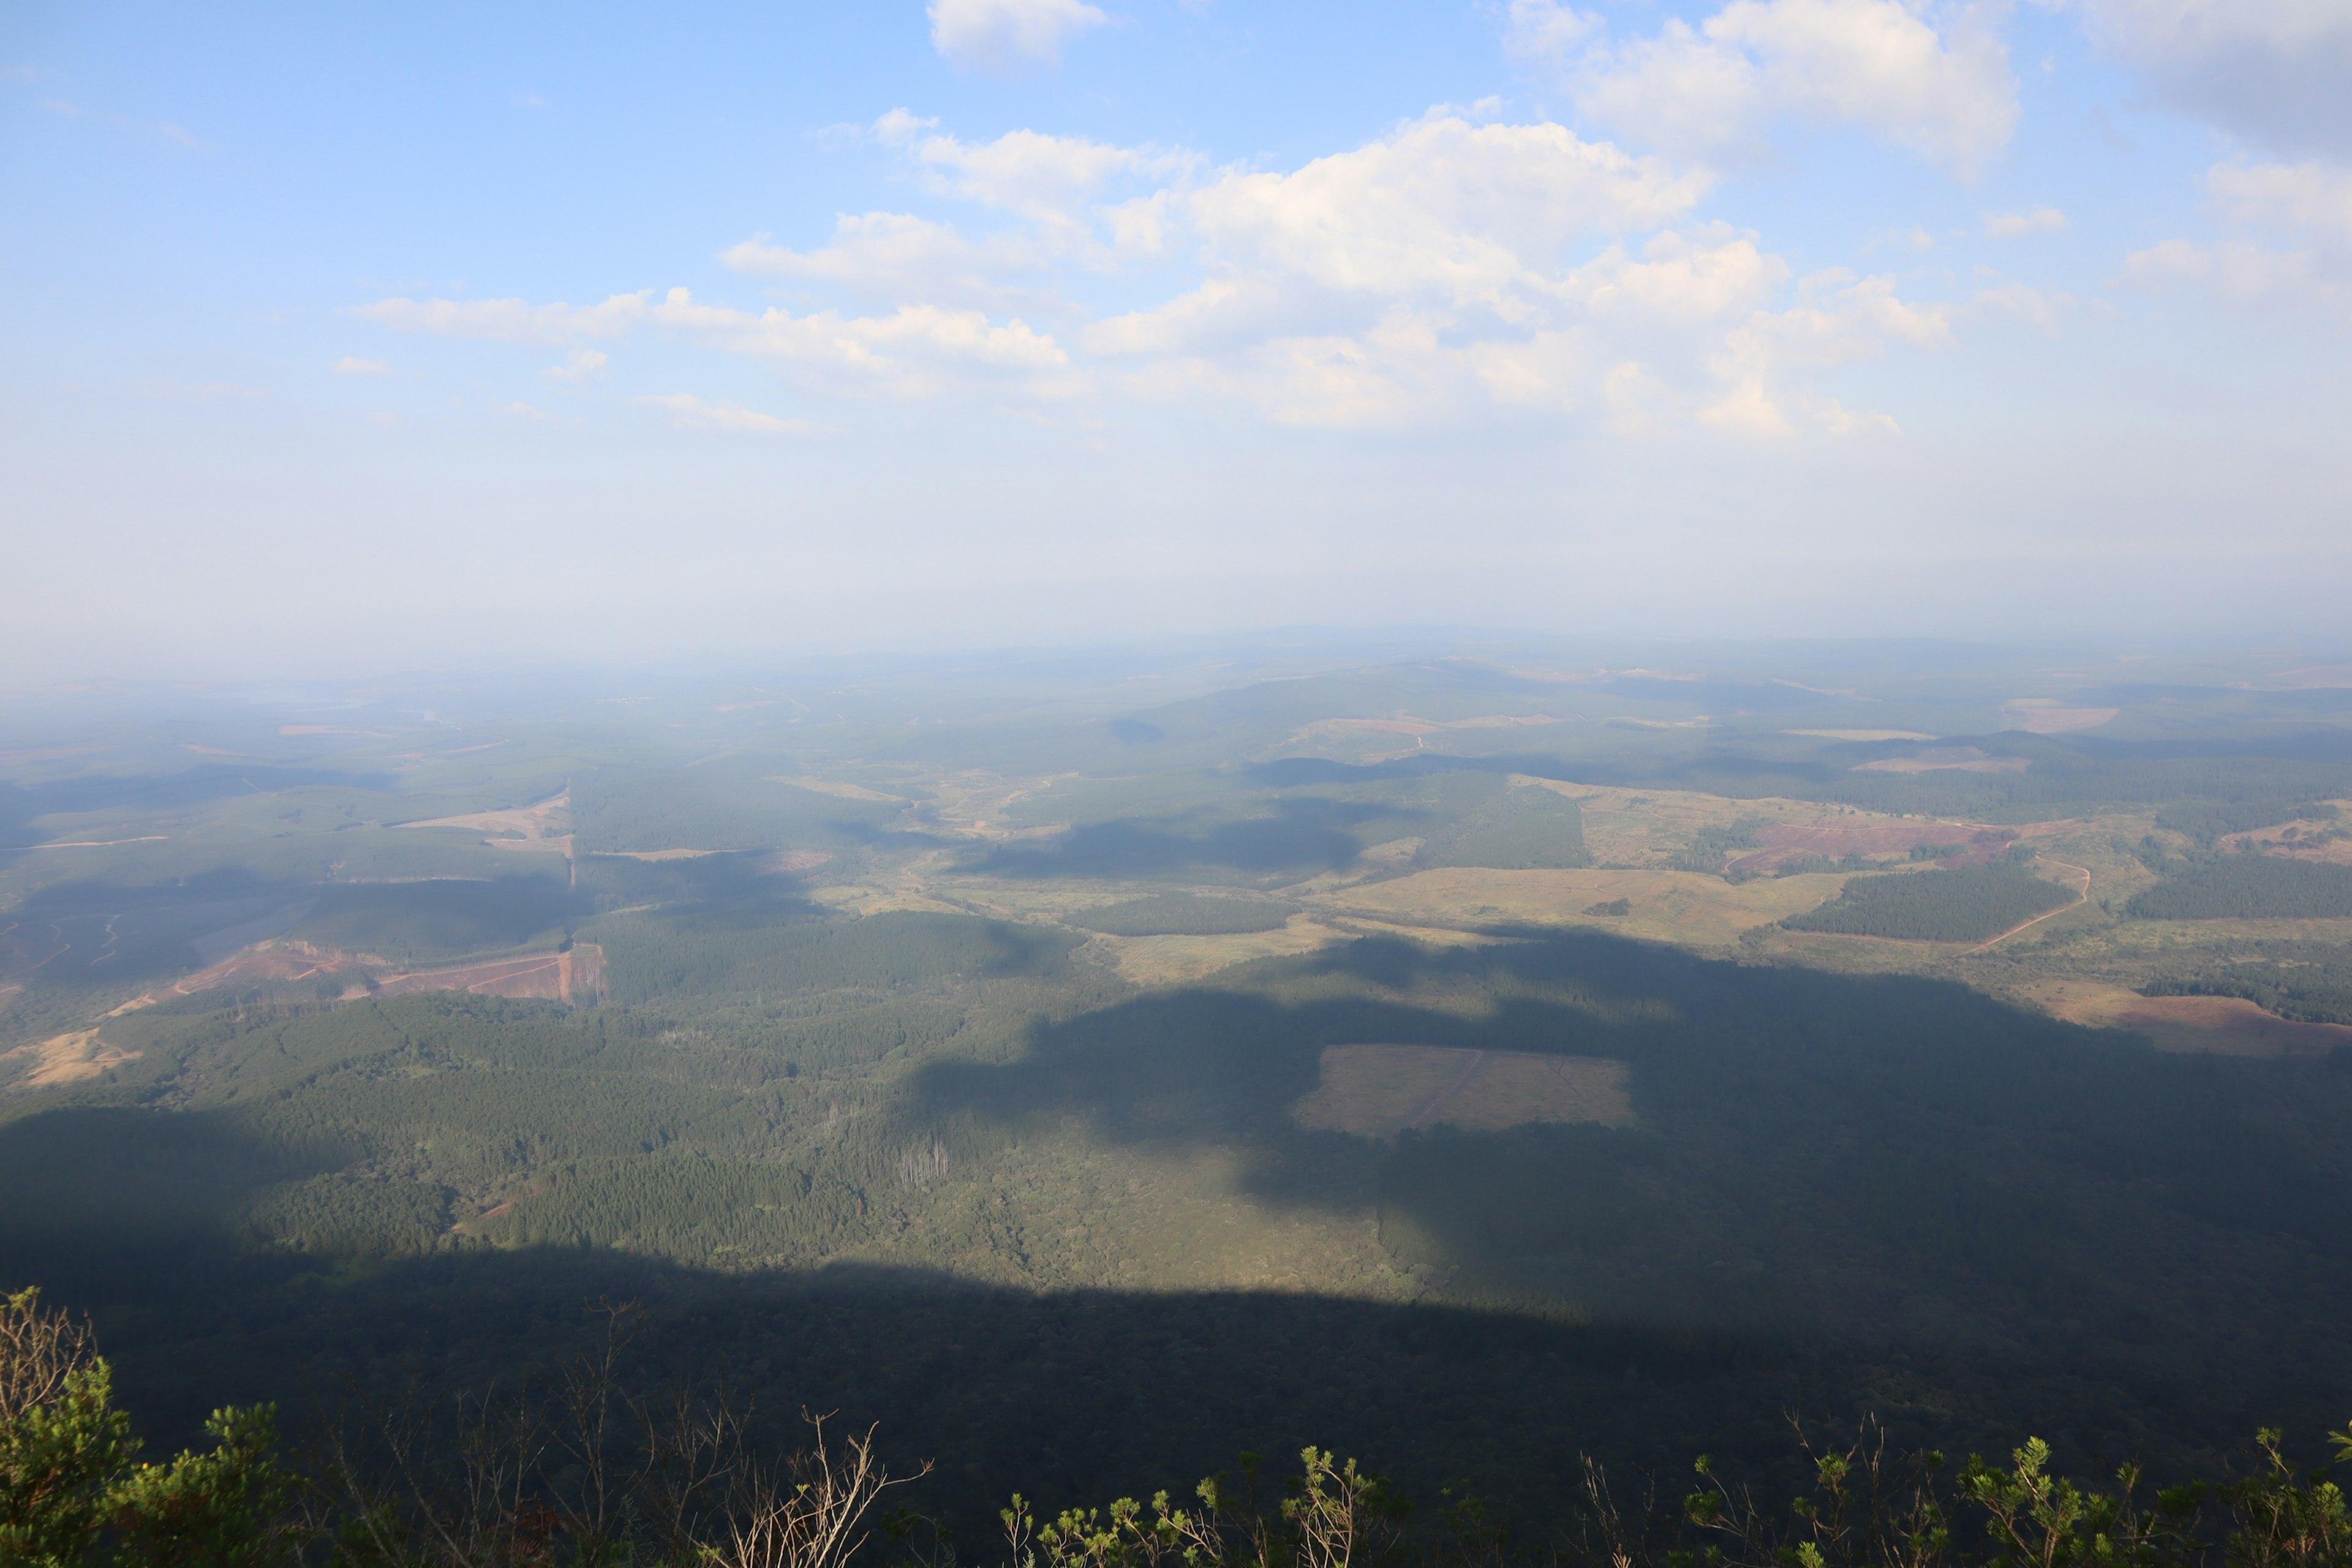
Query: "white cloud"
331 356 391 377
1536 0 2018 178
929 0 1106 74
2122 160 2352 317
630 393 831 436
356 111 1957 434
2077 0 2352 155
354 292 652 345
546 347 608 382
362 285 1077 399
504 401 555 420
1985 206 2068 237
2206 160 2352 244
1183 114 1705 309
723 213 1051 309
1502 0 1604 69
1970 279 2074 330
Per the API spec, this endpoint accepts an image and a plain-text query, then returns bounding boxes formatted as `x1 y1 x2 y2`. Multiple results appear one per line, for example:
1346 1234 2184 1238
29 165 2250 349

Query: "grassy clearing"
2027 978 2352 1055
1310 867 1849 946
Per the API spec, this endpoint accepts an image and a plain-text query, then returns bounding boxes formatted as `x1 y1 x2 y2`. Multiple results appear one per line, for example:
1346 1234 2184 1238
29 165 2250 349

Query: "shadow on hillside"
7 932 2352 1544
0 1245 2068 1548
959 797 1401 881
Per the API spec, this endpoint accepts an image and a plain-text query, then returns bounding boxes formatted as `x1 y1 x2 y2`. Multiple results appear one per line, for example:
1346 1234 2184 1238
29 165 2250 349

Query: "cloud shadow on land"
906 932 2352 1468
957 797 1404 881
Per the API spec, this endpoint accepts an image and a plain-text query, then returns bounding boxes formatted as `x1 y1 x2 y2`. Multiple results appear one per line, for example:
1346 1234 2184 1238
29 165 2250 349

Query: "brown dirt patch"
2035 981 2351 1056
114 941 364 1012
758 850 835 873
371 944 603 1003
113 937 606 1012
1852 747 2030 775
1292 1045 1632 1137
2005 704 2119 734
6 1028 142 1088
400 791 568 846
1784 729 1937 741
769 775 903 802
1727 820 2015 876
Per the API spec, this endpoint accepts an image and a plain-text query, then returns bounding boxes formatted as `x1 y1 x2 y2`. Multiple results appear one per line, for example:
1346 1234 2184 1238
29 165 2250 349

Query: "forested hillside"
6 646 2352 1545
1781 861 2073 942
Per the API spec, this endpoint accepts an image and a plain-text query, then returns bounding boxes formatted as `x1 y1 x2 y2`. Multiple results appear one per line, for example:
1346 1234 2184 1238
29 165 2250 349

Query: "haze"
4 0 2350 679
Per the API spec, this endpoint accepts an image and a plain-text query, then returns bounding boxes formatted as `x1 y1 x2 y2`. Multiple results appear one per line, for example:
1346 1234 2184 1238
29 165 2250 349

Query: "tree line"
7 1284 2351 1567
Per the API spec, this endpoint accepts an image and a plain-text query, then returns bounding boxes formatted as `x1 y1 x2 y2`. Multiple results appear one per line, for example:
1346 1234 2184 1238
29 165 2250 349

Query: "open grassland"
1082 916 1355 986
2027 978 2352 1055
0 1025 141 1087
1309 866 1850 944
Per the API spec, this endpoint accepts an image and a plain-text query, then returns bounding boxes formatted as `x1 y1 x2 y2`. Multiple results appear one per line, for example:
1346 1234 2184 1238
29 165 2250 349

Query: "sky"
3 0 2349 677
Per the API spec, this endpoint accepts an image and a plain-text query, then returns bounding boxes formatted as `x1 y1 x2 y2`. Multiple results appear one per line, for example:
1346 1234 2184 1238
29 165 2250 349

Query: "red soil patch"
1853 747 2030 774
1727 820 2016 877
757 850 834 874
116 940 606 1012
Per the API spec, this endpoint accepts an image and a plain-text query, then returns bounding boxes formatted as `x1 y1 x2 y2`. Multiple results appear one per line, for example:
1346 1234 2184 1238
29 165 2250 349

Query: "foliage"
1672 822 1763 876
1415 786 1591 871
1781 864 2072 942
288 877 582 965
1 1287 291 1568
2141 958 2352 1026
2127 857 2352 921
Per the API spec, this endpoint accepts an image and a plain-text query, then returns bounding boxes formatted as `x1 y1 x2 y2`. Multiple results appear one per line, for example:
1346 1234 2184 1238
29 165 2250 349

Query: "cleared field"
2 1027 141 1088
767 775 906 802
1292 1044 1632 1137
1852 748 2030 775
1728 819 2013 876
1537 783 1860 871
105 937 606 1012
370 943 603 1003
1088 916 1352 987
1312 867 1847 946
399 791 571 854
1783 729 1936 741
2033 980 2352 1057
2006 704 2120 734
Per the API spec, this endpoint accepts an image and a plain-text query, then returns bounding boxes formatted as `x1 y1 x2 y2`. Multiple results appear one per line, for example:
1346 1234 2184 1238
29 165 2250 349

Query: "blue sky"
4 0 2348 677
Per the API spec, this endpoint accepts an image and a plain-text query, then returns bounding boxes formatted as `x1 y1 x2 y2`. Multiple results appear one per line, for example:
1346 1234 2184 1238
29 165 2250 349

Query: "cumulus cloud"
723 213 1050 311
1182 115 1705 310
2206 160 2352 244
2077 0 2352 156
1968 279 2074 331
2123 159 2352 317
630 393 831 436
362 285 1076 399
929 0 1106 74
1517 0 2017 178
331 356 391 376
354 292 652 345
546 347 608 382
358 111 1959 434
1083 114 1945 431
1985 206 2067 237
